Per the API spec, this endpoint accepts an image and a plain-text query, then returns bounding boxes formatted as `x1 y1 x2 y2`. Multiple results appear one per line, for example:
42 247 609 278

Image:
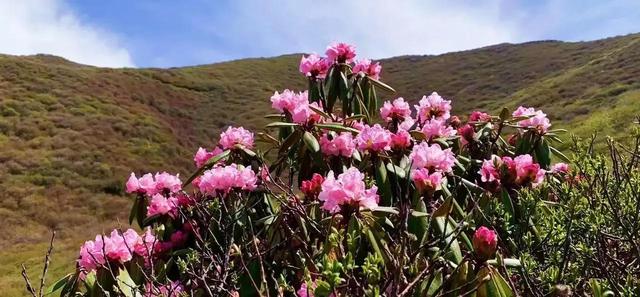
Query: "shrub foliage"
32 43 640 297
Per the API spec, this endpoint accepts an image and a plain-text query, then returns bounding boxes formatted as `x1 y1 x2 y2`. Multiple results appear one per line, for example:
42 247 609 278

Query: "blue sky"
1 0 639 68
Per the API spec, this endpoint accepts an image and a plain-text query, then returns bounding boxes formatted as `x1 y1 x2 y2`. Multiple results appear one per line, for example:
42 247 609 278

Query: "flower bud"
473 226 498 260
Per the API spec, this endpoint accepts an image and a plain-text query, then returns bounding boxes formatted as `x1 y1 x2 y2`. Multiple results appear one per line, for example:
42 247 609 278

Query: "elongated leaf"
372 206 399 215
129 197 140 225
315 123 360 134
367 77 396 93
46 273 73 295
266 122 299 128
550 146 571 163
534 138 551 168
375 159 392 205
501 189 516 224
302 131 320 153
183 150 231 186
386 162 407 179
278 129 303 156
308 104 332 119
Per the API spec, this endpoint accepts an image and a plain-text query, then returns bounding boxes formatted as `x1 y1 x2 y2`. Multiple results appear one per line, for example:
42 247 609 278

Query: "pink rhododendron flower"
219 126 254 150
380 97 411 123
318 167 379 213
352 59 381 80
458 124 475 145
354 124 392 153
134 228 158 258
411 169 443 193
299 53 329 79
78 228 149 275
399 116 416 131
469 111 491 122
198 164 258 194
125 173 140 193
551 162 570 174
78 236 106 274
512 106 551 134
138 173 157 195
104 229 139 263
479 155 502 183
320 132 356 157
391 129 412 150
473 226 498 260
270 90 318 124
420 118 457 141
194 147 223 168
126 172 181 196
271 89 305 114
325 42 356 63
409 142 456 173
147 194 179 218
301 173 324 199
145 281 184 297
154 172 182 193
512 154 546 187
415 92 452 123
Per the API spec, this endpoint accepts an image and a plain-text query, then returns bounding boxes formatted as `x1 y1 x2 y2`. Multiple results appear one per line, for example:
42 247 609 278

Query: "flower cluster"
299 53 330 79
126 172 182 195
409 142 456 193
196 164 258 194
325 42 357 63
318 167 379 213
512 106 551 134
479 154 546 191
270 89 320 125
219 126 254 150
320 132 356 157
354 124 392 153
194 146 223 168
352 59 381 80
380 97 411 123
415 92 452 123
78 228 157 275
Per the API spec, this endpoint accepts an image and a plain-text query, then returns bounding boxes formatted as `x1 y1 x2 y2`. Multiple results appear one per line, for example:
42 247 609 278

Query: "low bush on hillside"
24 42 640 296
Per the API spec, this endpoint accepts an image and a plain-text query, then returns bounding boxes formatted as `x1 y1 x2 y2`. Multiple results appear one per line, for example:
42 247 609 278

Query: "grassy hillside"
1 33 640 294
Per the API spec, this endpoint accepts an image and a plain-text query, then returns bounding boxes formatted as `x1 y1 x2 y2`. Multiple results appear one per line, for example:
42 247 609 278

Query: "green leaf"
46 273 72 295
499 108 510 121
372 206 399 215
386 162 407 179
367 77 396 93
116 268 141 297
375 159 392 205
183 149 231 186
550 146 571 163
315 123 360 134
308 104 332 119
302 131 320 153
534 138 551 168
278 129 303 156
266 122 299 128
501 189 516 224
410 210 430 218
128 197 140 225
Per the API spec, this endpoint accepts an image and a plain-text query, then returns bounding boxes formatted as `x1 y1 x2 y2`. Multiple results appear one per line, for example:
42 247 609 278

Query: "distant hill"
1 33 640 294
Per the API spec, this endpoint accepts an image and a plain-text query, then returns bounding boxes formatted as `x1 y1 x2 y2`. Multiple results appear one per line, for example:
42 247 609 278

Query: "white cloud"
0 0 133 67
205 0 523 60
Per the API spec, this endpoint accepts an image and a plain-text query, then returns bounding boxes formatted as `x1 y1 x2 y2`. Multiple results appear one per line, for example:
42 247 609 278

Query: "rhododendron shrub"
49 42 579 297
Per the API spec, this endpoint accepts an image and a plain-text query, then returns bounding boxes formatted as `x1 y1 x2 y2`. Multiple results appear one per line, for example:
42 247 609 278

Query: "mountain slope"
1 33 640 294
